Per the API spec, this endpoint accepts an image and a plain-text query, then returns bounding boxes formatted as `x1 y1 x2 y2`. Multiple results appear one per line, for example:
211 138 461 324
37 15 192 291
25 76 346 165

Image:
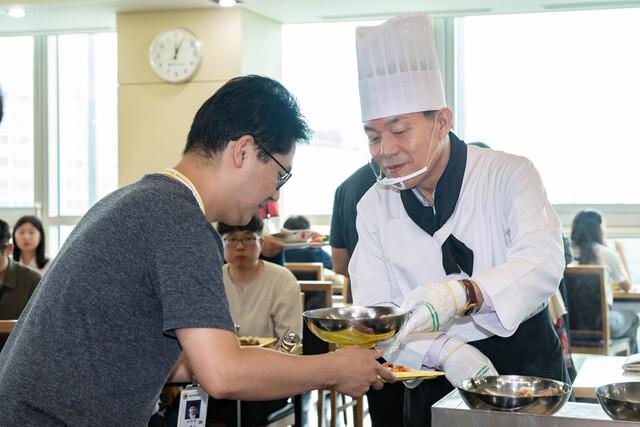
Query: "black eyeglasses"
254 141 292 190
223 236 258 245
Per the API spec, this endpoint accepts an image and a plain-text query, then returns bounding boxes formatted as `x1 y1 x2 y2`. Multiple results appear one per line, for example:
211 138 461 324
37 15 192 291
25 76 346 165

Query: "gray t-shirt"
0 174 234 426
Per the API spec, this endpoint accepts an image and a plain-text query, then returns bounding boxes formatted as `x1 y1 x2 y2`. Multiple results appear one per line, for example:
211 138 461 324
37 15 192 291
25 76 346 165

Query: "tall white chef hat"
356 14 446 122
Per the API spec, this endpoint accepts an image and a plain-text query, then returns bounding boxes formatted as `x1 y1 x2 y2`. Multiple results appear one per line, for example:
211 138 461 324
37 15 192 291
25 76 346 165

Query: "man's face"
364 112 438 188
234 144 295 226
188 405 197 417
223 231 262 268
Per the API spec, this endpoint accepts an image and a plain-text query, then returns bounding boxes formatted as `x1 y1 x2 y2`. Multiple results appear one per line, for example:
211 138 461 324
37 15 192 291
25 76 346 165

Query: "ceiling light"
7 7 26 18
218 0 237 7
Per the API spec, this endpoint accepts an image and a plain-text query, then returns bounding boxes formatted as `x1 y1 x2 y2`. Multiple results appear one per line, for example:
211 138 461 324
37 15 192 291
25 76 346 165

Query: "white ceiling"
1 0 640 33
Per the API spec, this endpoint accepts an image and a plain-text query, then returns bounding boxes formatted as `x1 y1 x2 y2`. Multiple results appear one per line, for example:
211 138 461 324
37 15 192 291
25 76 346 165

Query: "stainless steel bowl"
303 306 409 348
458 375 572 415
596 381 640 421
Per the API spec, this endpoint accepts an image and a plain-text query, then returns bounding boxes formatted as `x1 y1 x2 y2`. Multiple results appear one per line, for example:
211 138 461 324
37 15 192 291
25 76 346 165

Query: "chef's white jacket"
349 146 564 369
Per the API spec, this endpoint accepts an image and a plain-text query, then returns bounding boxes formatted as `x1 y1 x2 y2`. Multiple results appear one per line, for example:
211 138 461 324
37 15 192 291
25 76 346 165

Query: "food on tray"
383 362 410 372
238 336 261 346
310 234 329 243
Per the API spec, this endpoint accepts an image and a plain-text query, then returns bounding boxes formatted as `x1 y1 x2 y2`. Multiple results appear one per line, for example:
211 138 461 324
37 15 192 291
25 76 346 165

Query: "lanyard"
162 168 206 215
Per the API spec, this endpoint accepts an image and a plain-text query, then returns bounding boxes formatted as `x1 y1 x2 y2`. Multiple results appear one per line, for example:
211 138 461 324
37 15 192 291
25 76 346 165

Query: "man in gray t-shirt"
0 76 393 426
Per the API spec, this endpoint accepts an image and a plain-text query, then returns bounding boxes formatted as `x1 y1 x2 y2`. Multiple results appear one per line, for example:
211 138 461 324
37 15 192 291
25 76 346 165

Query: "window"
281 22 378 218
616 238 640 283
0 32 117 256
0 36 34 207
48 33 118 217
455 9 640 205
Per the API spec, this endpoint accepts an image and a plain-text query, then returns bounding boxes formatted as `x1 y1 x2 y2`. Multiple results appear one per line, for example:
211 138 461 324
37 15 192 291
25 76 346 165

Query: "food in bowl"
303 306 409 348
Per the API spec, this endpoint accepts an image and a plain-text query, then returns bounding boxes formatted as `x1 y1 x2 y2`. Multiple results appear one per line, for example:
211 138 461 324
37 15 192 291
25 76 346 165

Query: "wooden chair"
564 265 631 356
0 320 16 351
299 281 364 427
285 262 324 281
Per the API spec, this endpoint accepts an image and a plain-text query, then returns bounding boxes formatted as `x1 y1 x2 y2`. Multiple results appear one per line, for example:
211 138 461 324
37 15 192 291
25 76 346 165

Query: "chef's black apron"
403 306 570 426
399 135 570 426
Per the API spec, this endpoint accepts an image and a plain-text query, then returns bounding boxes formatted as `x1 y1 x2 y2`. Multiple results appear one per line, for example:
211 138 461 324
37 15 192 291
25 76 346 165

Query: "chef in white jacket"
350 14 569 426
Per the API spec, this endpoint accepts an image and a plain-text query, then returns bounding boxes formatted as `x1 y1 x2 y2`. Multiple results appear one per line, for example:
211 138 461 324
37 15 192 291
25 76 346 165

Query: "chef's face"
223 231 262 268
364 112 439 187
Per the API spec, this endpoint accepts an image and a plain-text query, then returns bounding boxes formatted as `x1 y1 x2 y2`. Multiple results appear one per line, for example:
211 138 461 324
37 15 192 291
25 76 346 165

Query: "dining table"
572 355 640 399
613 283 640 301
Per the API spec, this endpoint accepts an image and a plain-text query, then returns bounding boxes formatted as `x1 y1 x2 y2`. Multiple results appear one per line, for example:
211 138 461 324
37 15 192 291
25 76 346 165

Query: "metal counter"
432 390 635 426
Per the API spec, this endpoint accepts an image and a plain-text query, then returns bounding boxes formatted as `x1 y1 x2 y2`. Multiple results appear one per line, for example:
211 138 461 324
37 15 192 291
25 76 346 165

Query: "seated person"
571 209 639 353
0 219 41 320
282 215 332 270
209 215 302 427
258 200 285 266
13 216 51 274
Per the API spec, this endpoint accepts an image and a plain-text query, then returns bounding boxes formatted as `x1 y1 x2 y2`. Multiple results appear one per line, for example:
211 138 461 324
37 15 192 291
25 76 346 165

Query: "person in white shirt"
350 14 569 425
212 215 302 427
218 215 302 340
571 209 638 353
13 216 50 275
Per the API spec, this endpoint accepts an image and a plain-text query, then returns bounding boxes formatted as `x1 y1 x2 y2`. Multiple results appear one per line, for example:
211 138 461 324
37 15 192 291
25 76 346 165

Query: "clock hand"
173 38 184 60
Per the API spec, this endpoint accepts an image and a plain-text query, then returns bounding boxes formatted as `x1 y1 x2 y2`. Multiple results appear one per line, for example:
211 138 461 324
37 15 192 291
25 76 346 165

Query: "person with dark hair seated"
13 216 51 274
210 215 302 427
571 209 639 353
282 215 332 269
0 219 41 321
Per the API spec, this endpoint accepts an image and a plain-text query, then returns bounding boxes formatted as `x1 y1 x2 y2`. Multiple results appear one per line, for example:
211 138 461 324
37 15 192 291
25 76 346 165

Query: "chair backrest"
299 281 333 356
285 262 324 281
0 320 17 352
564 265 610 353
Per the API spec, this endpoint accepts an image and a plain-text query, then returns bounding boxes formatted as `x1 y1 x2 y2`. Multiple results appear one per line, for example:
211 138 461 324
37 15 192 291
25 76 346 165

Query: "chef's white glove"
439 336 498 388
388 281 467 353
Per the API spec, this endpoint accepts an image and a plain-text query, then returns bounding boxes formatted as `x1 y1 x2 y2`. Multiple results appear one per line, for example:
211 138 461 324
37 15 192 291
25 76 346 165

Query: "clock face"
149 28 202 83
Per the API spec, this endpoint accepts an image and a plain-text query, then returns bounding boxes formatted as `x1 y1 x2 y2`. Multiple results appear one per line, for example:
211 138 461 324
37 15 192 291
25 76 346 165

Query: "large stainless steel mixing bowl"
596 381 640 421
303 306 409 348
458 375 572 415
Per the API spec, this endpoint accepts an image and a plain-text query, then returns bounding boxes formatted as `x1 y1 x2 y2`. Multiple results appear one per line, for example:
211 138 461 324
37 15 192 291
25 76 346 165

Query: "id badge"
177 383 208 427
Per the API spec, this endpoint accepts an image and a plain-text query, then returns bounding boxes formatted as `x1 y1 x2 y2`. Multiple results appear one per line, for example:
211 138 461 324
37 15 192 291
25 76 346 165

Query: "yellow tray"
384 369 444 382
238 336 277 348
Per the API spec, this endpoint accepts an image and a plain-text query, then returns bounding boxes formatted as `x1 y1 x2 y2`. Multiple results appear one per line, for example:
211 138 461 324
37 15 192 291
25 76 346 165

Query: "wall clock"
149 28 202 83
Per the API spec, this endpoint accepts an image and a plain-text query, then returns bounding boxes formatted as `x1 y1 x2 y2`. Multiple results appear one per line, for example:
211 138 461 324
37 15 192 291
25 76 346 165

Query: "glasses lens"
224 236 257 245
276 172 291 190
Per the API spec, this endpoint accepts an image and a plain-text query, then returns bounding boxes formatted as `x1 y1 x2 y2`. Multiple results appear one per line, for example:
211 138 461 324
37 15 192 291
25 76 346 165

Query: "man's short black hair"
0 219 10 251
217 215 263 236
185 75 310 160
283 215 310 230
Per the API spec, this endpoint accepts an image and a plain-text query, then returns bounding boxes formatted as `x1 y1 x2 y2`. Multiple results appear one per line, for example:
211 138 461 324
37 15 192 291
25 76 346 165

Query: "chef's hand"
261 235 284 258
388 281 467 353
328 348 395 397
438 336 497 388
